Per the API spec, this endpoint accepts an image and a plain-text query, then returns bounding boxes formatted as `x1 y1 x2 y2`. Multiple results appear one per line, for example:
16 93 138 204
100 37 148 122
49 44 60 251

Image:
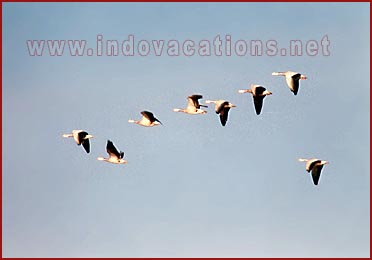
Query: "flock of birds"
62 70 329 186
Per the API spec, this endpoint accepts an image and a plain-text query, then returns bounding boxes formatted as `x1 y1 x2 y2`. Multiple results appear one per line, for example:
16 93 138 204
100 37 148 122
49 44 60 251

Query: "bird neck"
272 72 286 76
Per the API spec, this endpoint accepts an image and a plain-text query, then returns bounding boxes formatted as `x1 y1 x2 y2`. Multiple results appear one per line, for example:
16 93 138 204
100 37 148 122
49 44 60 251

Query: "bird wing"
141 111 162 124
106 140 121 159
254 86 266 96
253 96 264 115
77 131 88 145
81 139 90 153
287 73 301 95
311 164 324 185
186 96 199 111
306 159 321 172
141 111 155 122
216 101 228 114
188 95 203 108
219 107 230 126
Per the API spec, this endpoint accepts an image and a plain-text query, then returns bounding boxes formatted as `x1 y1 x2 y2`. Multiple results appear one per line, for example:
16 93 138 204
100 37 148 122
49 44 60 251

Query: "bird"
238 84 272 115
205 99 236 126
173 94 208 114
272 71 307 95
128 111 162 127
62 130 94 153
97 140 128 164
298 158 329 185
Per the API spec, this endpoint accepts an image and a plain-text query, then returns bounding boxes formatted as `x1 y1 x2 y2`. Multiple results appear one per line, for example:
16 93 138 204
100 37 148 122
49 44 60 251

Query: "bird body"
205 99 236 126
97 140 127 164
272 71 307 95
173 94 208 114
298 158 329 185
129 111 162 127
62 130 94 153
238 84 272 115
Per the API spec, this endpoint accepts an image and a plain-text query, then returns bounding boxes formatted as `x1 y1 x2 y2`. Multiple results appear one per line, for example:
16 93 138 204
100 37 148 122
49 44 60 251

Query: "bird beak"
238 90 247 94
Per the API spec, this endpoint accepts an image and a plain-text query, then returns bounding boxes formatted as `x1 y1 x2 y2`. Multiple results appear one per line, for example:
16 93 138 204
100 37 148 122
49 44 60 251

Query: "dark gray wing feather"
106 140 121 158
188 95 204 108
219 107 230 126
291 74 301 95
141 111 162 124
77 131 88 145
141 111 155 121
216 101 229 114
253 96 264 115
81 139 90 153
311 164 324 185
254 86 266 96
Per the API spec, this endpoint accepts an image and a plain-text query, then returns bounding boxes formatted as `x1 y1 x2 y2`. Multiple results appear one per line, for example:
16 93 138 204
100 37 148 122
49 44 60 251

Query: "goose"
97 140 128 164
298 158 329 185
173 94 208 114
128 111 162 127
62 130 94 153
205 99 236 126
238 84 272 115
272 71 307 95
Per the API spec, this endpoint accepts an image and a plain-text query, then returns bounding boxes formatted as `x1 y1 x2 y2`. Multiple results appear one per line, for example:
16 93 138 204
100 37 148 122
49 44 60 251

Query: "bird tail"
128 119 136 123
62 133 73 138
298 158 307 162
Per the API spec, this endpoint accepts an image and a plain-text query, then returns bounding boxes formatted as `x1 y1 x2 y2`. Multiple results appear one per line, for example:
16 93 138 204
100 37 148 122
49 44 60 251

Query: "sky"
2 2 370 257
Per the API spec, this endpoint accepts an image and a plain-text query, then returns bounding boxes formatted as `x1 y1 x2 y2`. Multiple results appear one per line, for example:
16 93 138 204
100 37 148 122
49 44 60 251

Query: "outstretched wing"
188 94 203 108
106 140 121 159
311 164 324 185
253 96 264 115
219 107 230 126
141 111 155 122
254 86 266 96
290 73 301 95
216 101 228 114
81 139 90 153
306 159 321 172
77 131 88 145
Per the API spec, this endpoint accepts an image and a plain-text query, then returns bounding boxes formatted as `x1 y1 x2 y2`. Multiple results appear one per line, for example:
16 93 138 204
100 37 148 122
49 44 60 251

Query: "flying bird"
62 130 94 153
173 94 208 114
205 99 236 126
272 71 307 95
238 84 272 115
298 158 329 185
128 111 162 127
97 140 128 164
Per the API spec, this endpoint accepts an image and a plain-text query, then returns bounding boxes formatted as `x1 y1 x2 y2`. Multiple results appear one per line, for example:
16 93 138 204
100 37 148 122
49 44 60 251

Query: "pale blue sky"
2 3 370 257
